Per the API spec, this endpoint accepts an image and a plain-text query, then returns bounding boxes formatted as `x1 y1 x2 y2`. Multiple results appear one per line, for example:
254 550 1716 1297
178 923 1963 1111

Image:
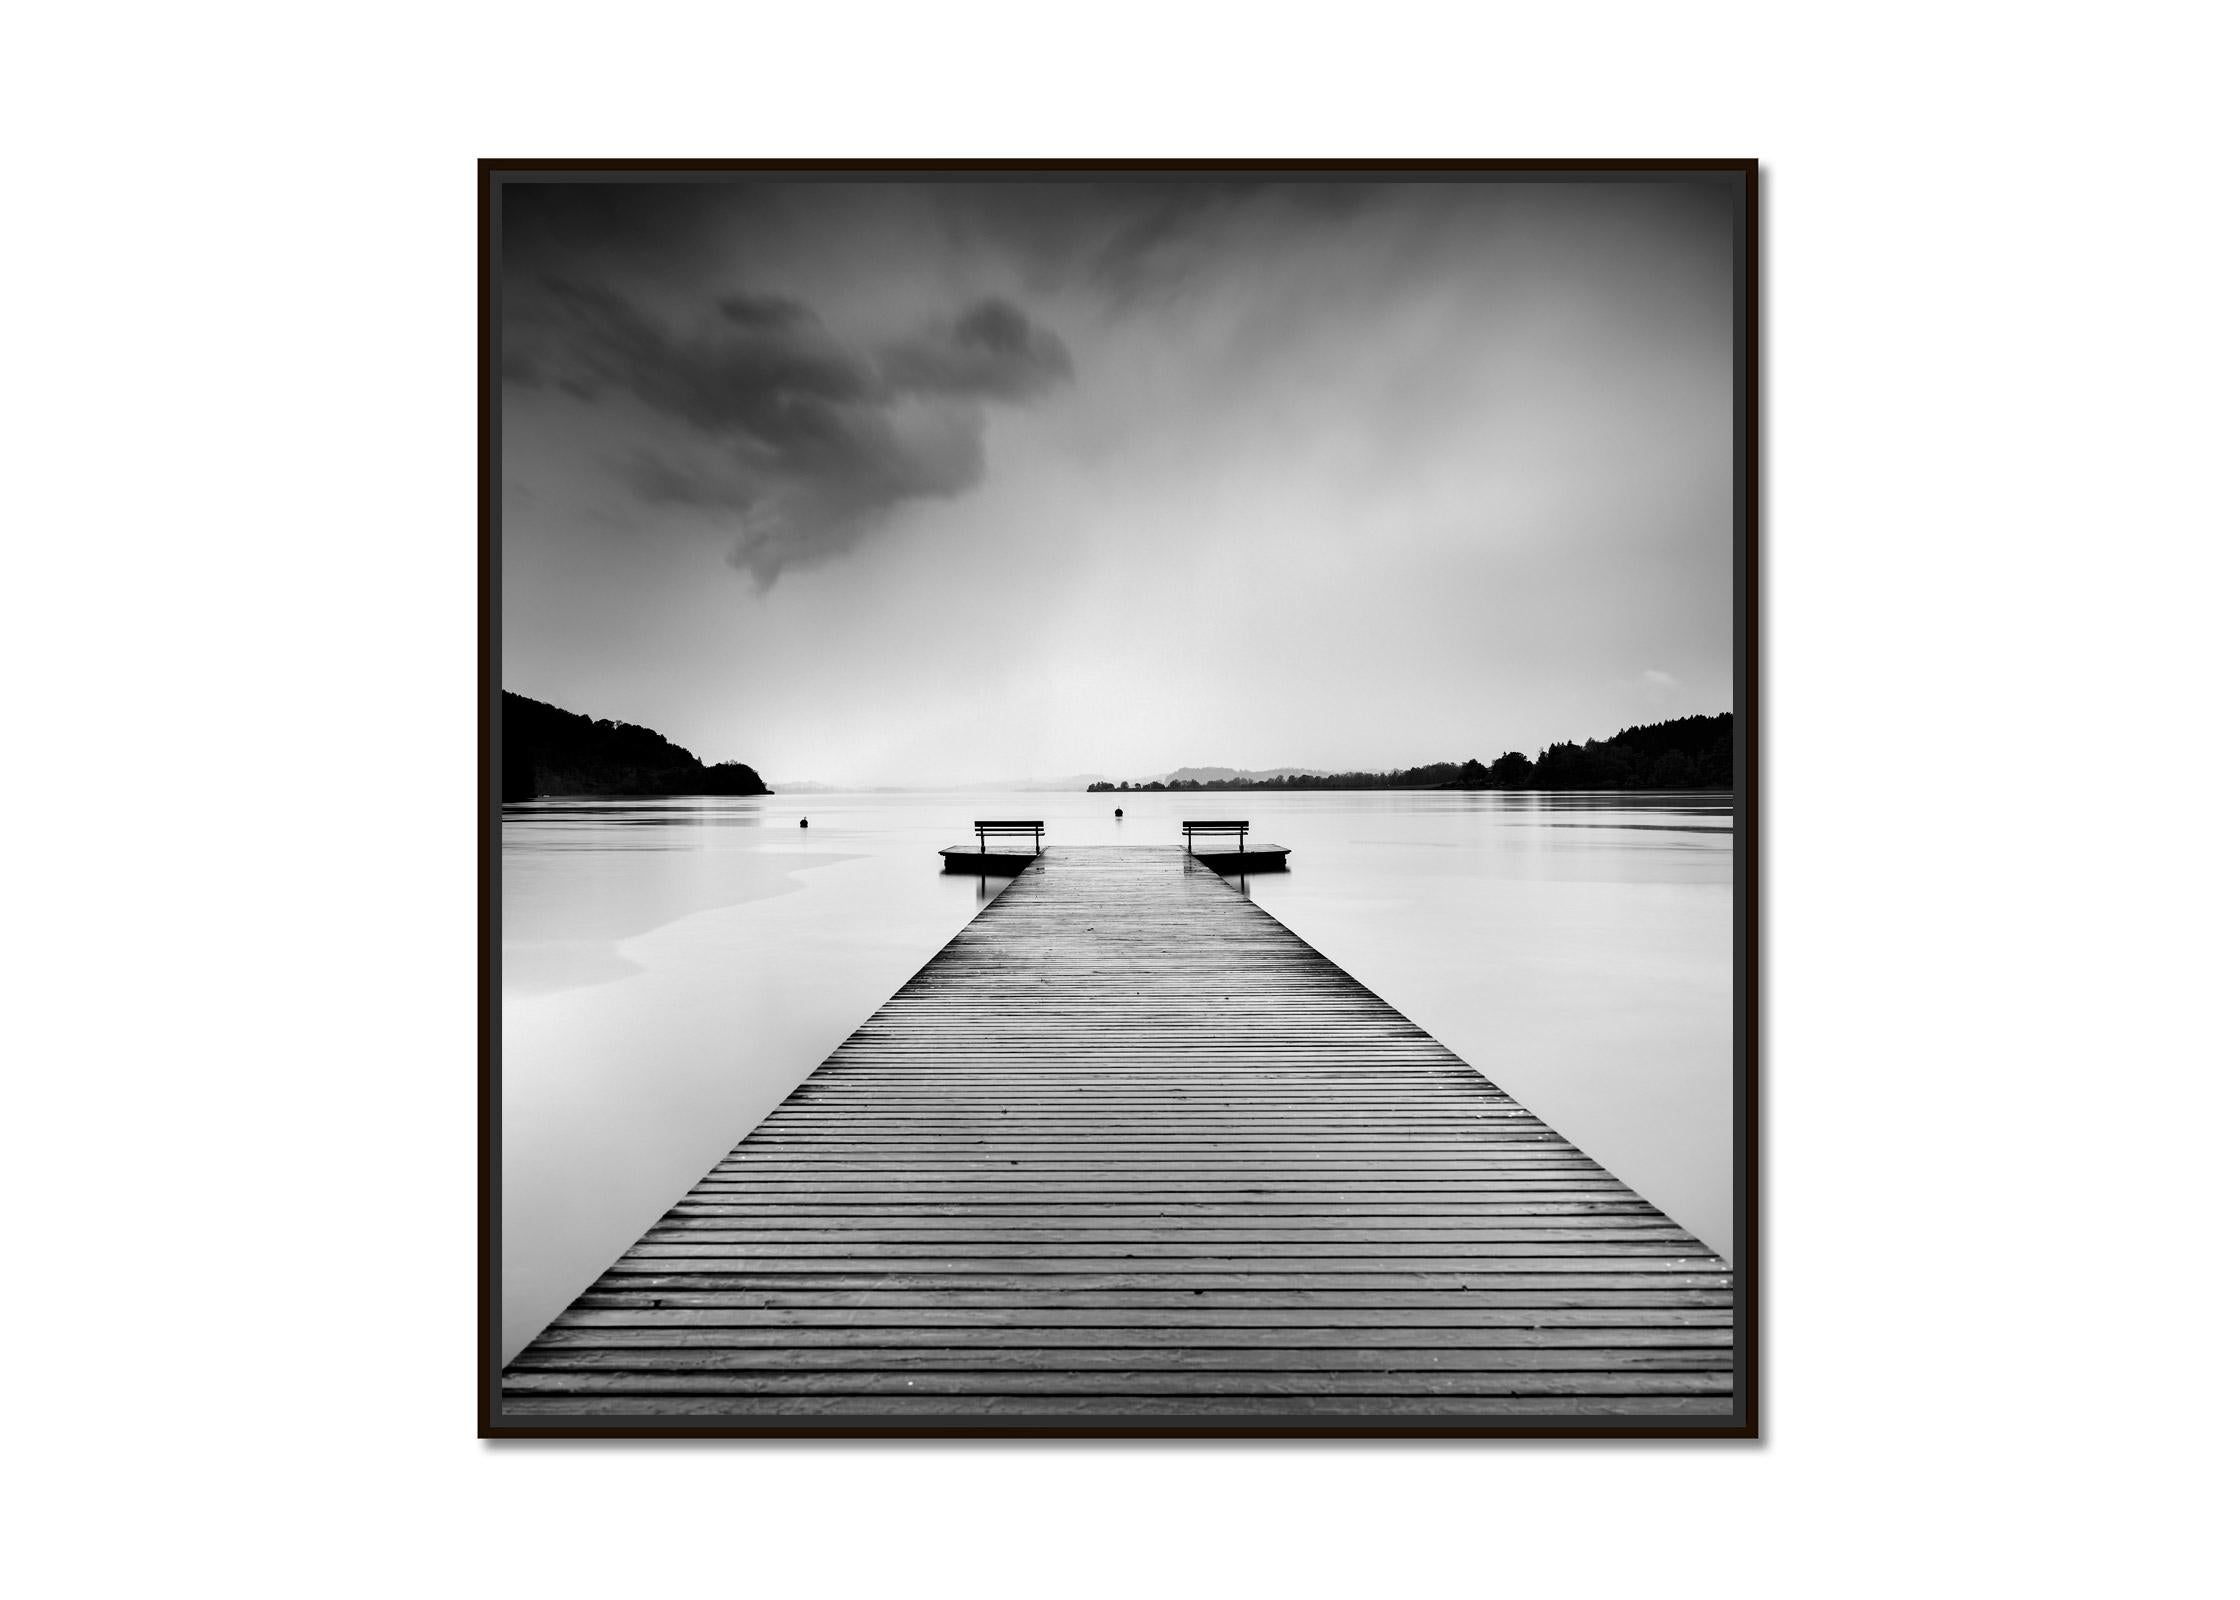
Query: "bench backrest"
973 820 1045 852
1182 820 1250 858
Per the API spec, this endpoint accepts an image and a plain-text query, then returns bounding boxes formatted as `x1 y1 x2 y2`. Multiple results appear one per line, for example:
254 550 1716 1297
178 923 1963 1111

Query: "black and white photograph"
16 1 2240 1591
483 163 1756 1433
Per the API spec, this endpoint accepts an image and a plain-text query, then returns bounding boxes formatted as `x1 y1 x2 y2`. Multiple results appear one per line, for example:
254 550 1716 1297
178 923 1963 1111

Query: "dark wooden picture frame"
479 159 1759 1438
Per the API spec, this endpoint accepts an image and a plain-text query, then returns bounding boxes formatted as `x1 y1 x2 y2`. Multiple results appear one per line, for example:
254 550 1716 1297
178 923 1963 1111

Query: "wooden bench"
973 820 1045 854
1182 819 1250 857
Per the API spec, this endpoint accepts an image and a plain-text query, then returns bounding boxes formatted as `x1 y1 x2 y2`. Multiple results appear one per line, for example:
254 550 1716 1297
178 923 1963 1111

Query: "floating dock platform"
1186 844 1290 873
1182 818 1288 873
939 847 1041 875
501 846 1732 1425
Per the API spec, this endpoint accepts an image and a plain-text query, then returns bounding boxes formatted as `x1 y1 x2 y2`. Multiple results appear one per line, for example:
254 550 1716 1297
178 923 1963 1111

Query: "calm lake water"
498 789 1735 1362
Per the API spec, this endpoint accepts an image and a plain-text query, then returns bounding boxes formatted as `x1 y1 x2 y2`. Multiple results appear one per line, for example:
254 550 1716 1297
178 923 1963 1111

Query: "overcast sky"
499 176 1736 786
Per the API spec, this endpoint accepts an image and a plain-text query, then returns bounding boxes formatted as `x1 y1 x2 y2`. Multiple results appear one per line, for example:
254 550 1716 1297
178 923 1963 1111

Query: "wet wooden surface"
502 846 1732 1423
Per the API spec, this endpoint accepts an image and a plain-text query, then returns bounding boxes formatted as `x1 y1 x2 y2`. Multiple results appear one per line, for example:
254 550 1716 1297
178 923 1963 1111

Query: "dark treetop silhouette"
1087 713 1733 793
501 691 770 801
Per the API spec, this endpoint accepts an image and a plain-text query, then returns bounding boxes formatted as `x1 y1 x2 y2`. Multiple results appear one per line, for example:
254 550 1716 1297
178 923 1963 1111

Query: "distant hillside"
1160 765 1329 785
1088 713 1733 793
501 692 770 801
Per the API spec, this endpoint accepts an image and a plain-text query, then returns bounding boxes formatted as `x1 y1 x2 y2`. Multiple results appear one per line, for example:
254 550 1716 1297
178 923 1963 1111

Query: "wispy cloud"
1636 668 1684 713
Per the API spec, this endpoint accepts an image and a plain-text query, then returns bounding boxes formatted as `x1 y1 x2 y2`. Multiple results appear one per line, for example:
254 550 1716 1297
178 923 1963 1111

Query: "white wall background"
5 2 2232 1594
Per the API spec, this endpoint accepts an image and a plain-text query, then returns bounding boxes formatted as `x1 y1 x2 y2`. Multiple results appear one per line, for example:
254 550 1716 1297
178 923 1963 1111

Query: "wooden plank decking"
502 846 1733 1423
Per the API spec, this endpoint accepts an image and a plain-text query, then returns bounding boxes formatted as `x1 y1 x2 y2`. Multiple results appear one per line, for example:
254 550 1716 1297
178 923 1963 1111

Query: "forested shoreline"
501 691 770 801
1089 712 1733 793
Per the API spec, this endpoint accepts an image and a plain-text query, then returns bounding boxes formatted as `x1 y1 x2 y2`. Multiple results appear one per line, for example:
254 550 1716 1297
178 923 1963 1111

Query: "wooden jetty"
501 846 1733 1425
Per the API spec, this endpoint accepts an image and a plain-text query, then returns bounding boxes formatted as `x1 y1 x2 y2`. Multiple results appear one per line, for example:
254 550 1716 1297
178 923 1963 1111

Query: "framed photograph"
480 160 1758 1436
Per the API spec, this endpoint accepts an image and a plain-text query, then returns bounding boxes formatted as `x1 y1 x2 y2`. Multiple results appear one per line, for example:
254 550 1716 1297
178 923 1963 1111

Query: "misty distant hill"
1159 765 1330 785
502 691 770 801
984 773 1120 792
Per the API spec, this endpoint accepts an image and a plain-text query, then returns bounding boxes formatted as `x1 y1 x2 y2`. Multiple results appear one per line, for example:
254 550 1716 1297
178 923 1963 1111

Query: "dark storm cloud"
878 299 1074 399
508 279 877 423
503 273 1071 587
499 176 1725 604
716 292 818 332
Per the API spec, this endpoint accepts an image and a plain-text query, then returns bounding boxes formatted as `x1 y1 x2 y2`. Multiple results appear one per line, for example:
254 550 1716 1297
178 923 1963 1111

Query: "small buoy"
798 817 807 828
1114 807 1124 818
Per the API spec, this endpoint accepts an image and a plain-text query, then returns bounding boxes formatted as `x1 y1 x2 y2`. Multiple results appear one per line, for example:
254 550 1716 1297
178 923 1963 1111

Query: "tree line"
1088 712 1733 793
501 691 770 801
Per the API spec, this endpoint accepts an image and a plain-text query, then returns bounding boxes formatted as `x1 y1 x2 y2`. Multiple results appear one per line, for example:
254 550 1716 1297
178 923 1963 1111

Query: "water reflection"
498 789 1734 1362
